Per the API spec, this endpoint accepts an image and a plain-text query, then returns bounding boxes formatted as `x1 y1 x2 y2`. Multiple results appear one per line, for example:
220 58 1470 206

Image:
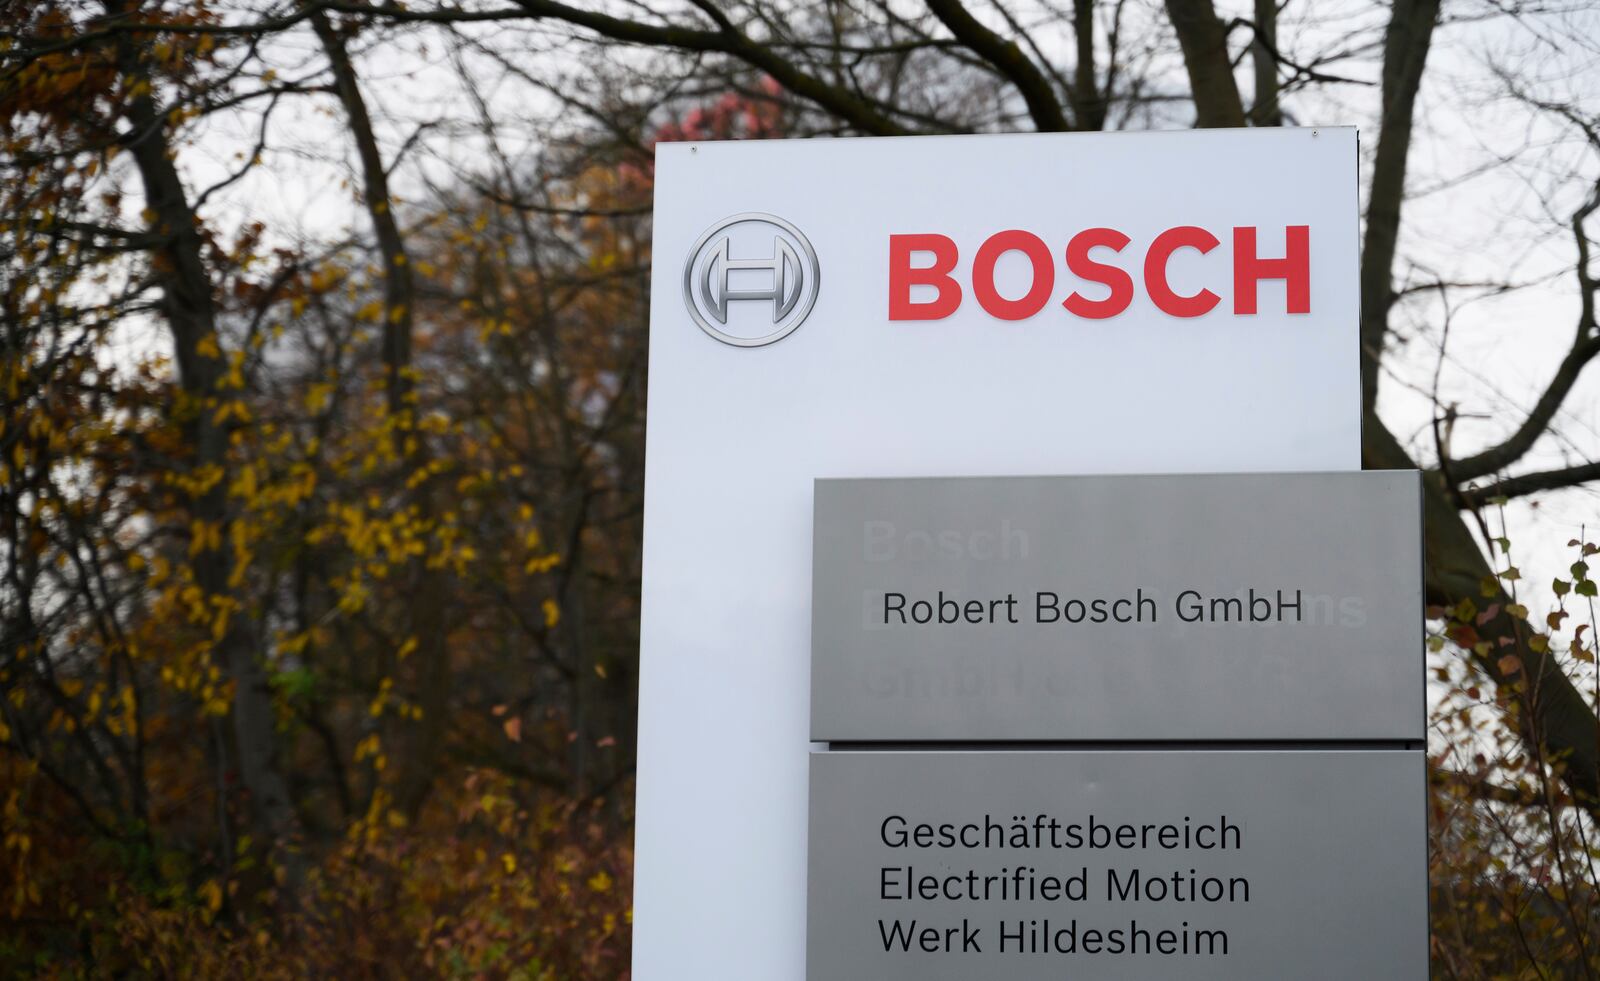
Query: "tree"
5 0 1600 974
1 2 641 971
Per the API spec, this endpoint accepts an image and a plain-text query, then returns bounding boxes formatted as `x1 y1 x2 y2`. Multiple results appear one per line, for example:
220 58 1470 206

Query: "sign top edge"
812 469 1419 486
653 125 1358 157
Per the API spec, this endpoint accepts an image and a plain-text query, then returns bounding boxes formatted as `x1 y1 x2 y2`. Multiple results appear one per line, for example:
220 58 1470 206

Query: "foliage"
2 4 650 973
6 763 630 978
1431 524 1600 977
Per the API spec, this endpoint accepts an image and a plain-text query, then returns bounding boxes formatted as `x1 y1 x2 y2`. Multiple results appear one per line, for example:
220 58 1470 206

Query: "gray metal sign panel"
807 749 1426 980
810 472 1422 742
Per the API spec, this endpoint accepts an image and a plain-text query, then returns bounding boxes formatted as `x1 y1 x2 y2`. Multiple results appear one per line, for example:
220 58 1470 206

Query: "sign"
808 750 1427 979
811 472 1422 741
636 128 1361 979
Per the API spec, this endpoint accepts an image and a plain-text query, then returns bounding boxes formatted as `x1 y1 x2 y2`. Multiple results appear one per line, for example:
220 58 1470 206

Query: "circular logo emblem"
682 213 820 347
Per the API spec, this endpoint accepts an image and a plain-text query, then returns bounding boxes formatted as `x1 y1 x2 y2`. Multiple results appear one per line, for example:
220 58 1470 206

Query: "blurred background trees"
2 0 1599 975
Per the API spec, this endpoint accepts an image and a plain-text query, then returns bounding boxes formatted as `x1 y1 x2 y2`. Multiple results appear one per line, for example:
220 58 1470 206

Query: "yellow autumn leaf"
198 879 223 918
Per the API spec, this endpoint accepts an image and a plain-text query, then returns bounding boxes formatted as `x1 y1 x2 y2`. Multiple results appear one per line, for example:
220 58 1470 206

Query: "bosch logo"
888 225 1312 321
683 213 820 347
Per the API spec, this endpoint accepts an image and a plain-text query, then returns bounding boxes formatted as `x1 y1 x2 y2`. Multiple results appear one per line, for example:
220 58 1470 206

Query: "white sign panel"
636 128 1359 979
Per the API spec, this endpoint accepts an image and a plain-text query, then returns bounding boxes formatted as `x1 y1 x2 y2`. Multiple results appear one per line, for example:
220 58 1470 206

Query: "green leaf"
1555 578 1572 597
1578 580 1598 598
270 666 318 700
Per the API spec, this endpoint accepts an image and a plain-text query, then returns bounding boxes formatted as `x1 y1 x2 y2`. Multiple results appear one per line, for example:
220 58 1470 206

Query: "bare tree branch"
1163 0 1245 127
508 0 915 135
1465 461 1600 504
923 0 1069 131
1360 0 1440 412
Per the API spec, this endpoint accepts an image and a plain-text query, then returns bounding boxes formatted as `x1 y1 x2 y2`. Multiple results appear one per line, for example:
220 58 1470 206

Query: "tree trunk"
1163 0 1247 127
1248 0 1282 126
109 2 303 869
310 9 452 819
1361 0 1440 412
1071 0 1107 131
